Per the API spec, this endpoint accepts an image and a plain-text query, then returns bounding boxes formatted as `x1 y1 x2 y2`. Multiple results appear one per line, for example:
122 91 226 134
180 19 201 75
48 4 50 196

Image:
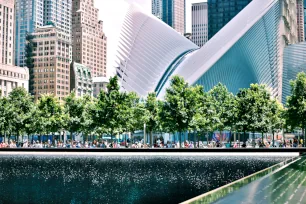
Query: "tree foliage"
286 72 306 143
0 73 297 146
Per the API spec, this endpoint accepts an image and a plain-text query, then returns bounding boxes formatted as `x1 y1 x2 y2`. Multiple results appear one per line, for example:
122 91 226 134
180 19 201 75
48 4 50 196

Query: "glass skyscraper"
207 0 252 40
192 2 208 47
151 0 185 34
15 0 44 67
152 0 162 19
282 42 306 103
15 0 72 67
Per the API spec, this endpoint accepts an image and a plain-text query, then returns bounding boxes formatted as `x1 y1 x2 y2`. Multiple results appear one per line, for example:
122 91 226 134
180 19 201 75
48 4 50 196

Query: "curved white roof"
116 3 198 97
116 0 293 101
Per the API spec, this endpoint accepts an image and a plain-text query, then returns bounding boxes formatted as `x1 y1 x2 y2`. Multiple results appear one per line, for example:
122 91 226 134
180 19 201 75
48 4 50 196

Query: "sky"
95 0 206 77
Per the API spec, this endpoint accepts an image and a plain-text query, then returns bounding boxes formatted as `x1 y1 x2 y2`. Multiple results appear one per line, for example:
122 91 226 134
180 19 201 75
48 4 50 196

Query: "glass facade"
193 0 281 97
282 42 306 104
162 0 173 27
191 2 208 47
15 0 71 67
152 0 162 19
158 0 185 34
207 0 252 39
15 0 44 67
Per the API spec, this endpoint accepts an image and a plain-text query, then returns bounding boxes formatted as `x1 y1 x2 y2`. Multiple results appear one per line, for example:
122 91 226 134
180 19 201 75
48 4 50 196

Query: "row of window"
0 69 27 79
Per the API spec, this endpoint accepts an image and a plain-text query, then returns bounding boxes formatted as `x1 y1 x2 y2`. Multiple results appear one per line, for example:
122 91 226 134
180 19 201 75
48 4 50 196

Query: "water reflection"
0 154 290 204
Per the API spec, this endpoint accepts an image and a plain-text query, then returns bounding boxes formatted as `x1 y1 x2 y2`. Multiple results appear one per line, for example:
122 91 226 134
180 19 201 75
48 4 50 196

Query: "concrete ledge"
0 148 304 153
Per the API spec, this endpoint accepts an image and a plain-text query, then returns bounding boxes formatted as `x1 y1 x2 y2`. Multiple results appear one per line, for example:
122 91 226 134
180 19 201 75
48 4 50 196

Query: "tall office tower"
15 0 72 67
207 0 252 40
43 0 72 36
0 0 14 65
161 0 185 34
72 0 107 77
31 26 71 101
15 0 44 67
297 0 304 42
191 2 208 47
152 0 162 19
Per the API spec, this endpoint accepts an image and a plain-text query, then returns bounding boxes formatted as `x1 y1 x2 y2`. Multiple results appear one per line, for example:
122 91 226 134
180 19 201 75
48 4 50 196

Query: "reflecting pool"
0 153 293 204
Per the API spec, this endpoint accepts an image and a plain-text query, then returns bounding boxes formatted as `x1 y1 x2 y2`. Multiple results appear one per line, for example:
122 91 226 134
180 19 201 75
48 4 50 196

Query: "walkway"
214 157 306 204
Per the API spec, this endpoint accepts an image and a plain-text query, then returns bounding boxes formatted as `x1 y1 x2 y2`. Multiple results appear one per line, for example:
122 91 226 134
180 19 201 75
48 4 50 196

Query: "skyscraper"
191 2 208 47
0 0 30 97
15 0 72 67
297 0 304 42
43 0 72 36
0 0 14 65
72 0 107 77
15 0 44 67
152 0 162 19
282 42 306 103
207 0 252 40
152 0 185 34
30 25 71 101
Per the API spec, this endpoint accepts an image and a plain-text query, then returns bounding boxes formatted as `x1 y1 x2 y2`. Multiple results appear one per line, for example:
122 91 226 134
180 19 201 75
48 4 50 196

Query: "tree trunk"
253 131 255 147
150 131 153 147
261 132 264 145
52 132 55 146
272 131 275 147
179 132 182 148
194 130 197 148
207 131 209 147
229 131 232 148
303 127 305 148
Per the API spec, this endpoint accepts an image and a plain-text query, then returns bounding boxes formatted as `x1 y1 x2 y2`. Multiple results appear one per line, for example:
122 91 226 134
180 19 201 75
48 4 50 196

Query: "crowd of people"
0 138 304 149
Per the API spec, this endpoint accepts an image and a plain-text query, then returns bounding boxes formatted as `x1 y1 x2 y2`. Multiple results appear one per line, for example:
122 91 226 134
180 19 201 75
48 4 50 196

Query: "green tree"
268 99 284 147
190 87 218 147
24 101 39 142
125 96 149 144
145 93 160 146
209 83 237 140
93 76 127 140
0 96 13 142
236 84 271 145
162 76 198 147
37 94 66 143
286 72 306 146
8 87 34 142
81 95 97 142
64 91 87 143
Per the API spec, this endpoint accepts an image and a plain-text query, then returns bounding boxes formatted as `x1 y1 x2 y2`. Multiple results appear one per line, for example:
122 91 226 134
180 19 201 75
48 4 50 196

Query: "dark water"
0 154 291 204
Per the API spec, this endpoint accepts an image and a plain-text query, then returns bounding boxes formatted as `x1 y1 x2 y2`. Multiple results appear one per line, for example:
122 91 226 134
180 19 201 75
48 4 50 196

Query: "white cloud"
95 0 205 77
